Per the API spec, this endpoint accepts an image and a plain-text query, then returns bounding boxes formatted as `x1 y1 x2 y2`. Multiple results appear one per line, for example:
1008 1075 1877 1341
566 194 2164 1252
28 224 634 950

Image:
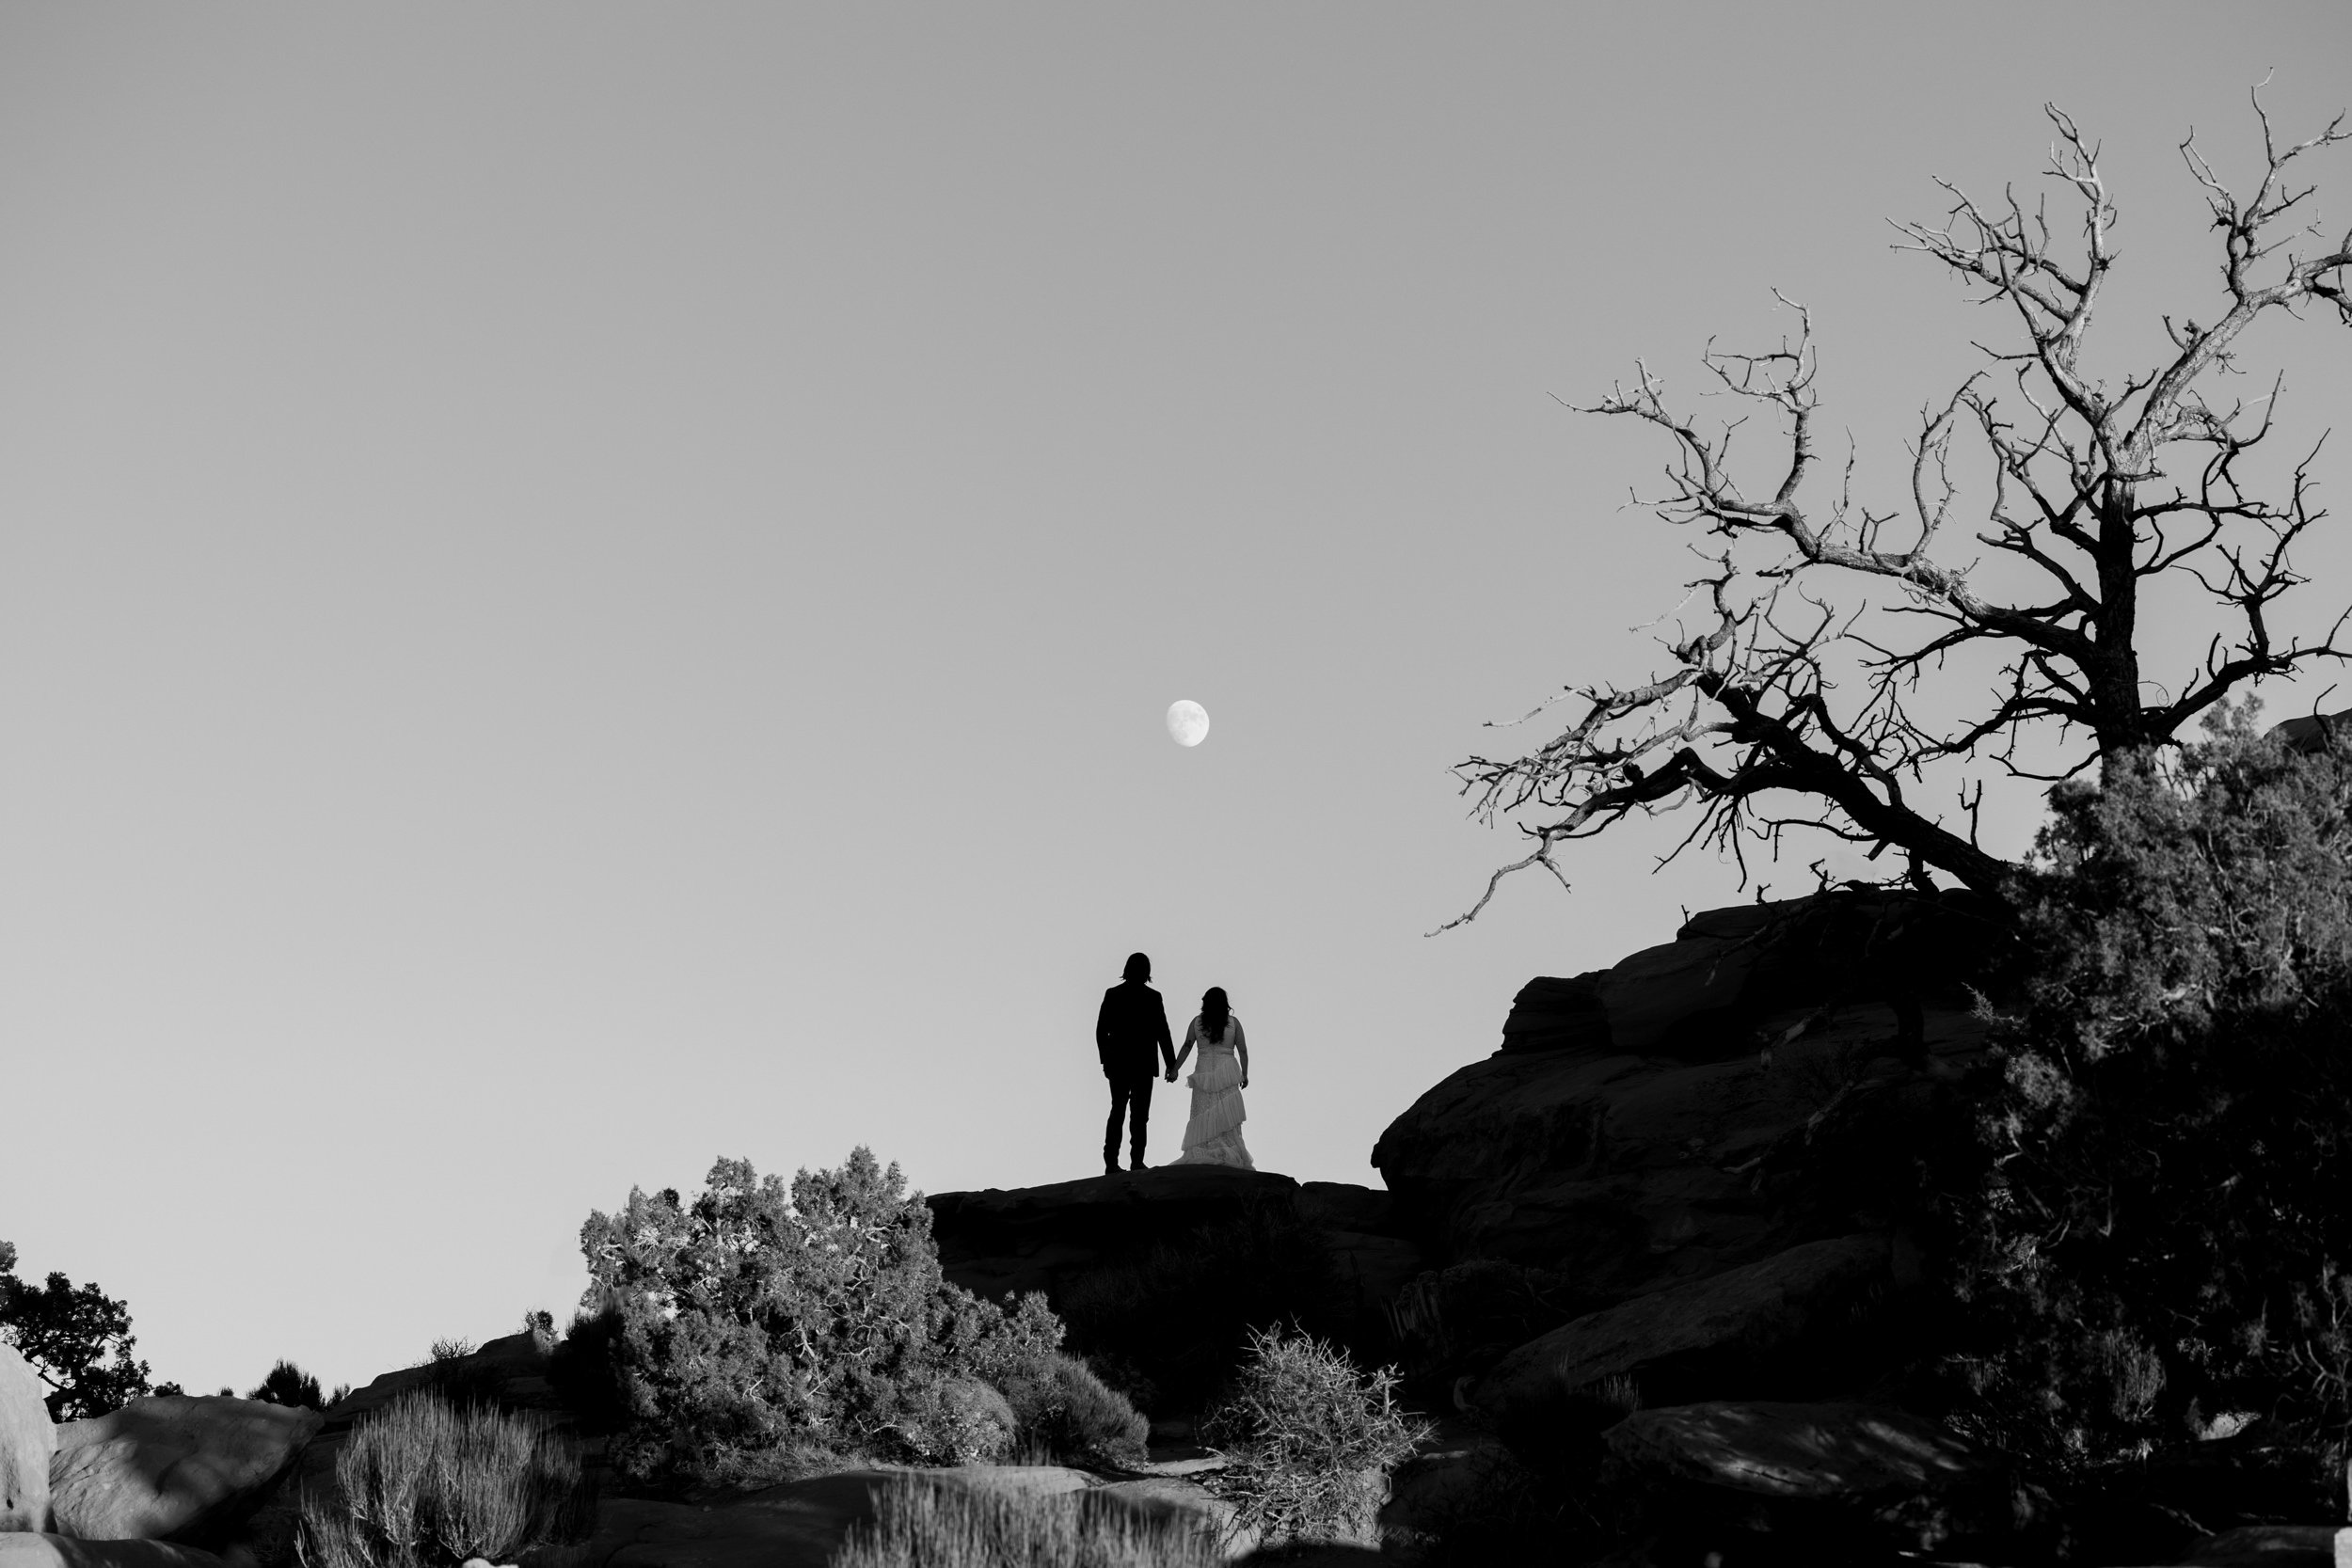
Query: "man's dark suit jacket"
1096 980 1176 1081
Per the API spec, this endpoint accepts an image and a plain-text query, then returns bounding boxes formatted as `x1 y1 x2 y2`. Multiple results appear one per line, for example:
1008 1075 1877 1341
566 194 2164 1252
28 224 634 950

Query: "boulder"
1598 931 1761 1056
2175 1524 2351 1566
0 1345 54 1532
1603 1401 2015 1554
1499 974 1613 1055
1471 1235 1890 1430
0 1541 225 1568
2269 707 2352 755
49 1397 321 1544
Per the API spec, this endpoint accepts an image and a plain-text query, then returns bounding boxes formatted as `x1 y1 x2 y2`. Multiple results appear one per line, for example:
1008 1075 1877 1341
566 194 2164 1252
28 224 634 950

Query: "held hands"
1164 1069 1177 1083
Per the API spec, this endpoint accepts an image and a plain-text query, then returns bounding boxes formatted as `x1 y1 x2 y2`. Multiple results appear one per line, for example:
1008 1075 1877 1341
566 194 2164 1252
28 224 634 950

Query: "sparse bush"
833 1473 1219 1568
1948 708 2352 1465
294 1390 596 1568
248 1359 325 1411
1057 1200 1343 1413
579 1148 1081 1488
1201 1326 1428 1551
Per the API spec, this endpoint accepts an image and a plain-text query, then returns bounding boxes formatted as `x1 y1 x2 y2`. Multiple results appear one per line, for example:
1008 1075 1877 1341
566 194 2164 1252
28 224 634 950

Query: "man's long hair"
1122 952 1151 983
1201 986 1230 1044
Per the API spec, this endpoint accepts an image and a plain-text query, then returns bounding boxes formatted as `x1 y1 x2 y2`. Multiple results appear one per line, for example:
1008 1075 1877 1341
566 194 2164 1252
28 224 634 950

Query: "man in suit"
1097 951 1176 1175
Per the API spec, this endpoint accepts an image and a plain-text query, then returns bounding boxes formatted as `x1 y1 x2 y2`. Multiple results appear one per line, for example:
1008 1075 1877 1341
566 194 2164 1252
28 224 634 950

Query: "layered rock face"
1373 890 1996 1297
1364 892 2014 1557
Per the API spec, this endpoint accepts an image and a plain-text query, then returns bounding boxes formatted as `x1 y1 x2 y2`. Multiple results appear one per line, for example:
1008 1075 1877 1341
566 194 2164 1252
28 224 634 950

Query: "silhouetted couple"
1095 952 1252 1175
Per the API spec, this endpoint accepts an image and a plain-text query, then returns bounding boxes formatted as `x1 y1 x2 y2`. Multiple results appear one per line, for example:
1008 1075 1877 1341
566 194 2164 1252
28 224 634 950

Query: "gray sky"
4 4 2348 1397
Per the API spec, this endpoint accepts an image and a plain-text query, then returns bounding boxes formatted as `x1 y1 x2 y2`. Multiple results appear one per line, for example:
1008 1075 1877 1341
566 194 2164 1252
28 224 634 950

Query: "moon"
1166 699 1210 747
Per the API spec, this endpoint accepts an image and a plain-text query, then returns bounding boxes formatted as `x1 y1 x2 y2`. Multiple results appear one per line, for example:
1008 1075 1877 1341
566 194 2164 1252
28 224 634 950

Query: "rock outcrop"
1470 1234 1891 1431
0 1347 52 1534
928 1166 1310 1303
1602 1400 2017 1556
48 1397 321 1545
927 1165 1423 1374
0 1540 227 1568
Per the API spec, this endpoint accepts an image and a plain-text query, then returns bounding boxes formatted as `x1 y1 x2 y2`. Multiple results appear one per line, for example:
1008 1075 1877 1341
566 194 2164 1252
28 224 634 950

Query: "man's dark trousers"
1096 976 1175 1169
1105 1071 1154 1169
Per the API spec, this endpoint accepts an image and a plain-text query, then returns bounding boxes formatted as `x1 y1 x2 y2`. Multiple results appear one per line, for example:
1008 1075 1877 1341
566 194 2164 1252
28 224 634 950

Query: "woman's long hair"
1201 987 1230 1044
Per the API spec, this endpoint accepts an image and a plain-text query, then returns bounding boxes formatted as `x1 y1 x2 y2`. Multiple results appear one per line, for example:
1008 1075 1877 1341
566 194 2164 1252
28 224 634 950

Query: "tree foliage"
1443 94 2350 927
0 1242 164 1419
1947 708 2352 1464
249 1358 326 1411
576 1148 1101 1487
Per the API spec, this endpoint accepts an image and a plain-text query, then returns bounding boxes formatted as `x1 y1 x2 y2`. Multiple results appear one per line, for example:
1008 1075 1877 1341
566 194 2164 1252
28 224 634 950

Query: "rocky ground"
6 890 2350 1565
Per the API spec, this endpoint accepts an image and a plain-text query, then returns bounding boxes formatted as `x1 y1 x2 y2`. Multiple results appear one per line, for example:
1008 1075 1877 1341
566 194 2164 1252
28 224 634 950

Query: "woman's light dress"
1173 1014 1253 1169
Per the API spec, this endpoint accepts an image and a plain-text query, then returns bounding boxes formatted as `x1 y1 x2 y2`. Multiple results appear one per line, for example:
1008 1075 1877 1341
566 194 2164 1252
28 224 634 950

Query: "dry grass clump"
833 1475 1219 1568
295 1391 596 1568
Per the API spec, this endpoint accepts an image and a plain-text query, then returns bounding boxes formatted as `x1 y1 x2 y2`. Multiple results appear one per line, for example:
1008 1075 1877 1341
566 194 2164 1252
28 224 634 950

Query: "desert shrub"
1201 1326 1428 1550
294 1390 596 1568
249 1359 326 1410
1947 707 2352 1465
0 1241 165 1418
1057 1200 1343 1413
579 1148 1079 1488
983 1348 1149 1469
834 1473 1219 1568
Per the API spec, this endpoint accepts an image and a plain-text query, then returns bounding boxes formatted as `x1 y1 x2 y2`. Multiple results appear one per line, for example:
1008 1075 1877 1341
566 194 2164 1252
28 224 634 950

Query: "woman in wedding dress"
1167 986 1252 1168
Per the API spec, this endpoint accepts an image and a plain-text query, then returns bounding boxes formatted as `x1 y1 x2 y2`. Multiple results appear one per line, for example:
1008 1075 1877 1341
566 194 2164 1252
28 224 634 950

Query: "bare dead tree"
1438 93 2352 932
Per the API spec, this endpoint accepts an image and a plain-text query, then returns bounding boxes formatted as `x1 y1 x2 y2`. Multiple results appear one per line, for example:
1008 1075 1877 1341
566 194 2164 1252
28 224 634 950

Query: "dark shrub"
248 1360 325 1411
547 1306 630 1434
1947 708 2352 1465
294 1390 595 1568
1056 1198 1343 1414
580 1148 1114 1488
